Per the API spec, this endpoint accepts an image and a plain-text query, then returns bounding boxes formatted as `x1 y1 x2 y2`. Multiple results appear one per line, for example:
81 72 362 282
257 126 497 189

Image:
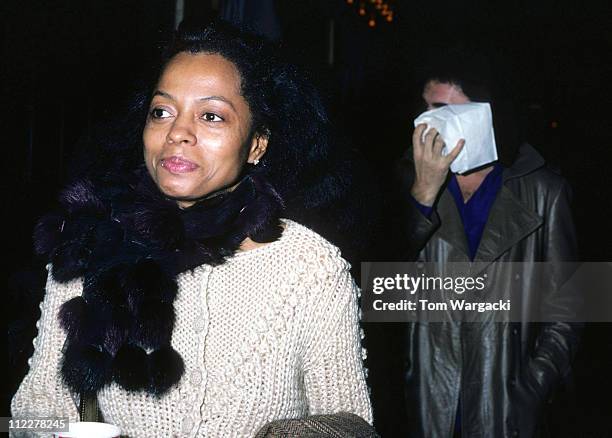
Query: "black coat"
395 144 581 438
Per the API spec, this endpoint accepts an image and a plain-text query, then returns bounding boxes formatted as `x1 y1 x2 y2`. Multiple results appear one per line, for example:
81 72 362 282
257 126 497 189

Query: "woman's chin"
161 192 198 208
157 183 200 203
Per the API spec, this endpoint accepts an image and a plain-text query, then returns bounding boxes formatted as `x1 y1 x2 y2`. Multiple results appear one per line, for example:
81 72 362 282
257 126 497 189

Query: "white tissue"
413 102 498 174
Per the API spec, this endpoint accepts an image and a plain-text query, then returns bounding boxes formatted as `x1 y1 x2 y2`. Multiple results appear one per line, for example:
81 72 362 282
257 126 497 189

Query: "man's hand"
410 124 465 206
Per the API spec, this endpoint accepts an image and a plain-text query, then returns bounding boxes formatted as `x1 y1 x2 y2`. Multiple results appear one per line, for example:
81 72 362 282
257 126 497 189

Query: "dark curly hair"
73 20 379 265
138 21 329 204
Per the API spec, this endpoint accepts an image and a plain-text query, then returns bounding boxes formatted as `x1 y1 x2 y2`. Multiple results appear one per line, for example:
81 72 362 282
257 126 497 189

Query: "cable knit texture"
11 219 372 437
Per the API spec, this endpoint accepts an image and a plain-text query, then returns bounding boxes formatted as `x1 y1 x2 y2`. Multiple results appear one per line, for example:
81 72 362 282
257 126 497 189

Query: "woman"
11 22 372 437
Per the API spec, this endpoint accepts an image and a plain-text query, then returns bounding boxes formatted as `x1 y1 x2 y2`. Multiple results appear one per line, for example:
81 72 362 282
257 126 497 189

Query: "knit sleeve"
10 266 81 437
302 264 373 425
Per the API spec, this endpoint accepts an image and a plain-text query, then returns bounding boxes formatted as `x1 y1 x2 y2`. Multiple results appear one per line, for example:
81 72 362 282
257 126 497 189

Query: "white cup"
53 421 121 438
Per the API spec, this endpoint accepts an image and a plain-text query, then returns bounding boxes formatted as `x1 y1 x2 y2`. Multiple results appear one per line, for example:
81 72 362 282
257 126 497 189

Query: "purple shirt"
411 163 504 260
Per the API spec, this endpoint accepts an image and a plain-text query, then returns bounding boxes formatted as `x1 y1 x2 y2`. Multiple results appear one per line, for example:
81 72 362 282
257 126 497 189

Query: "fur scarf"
34 166 284 396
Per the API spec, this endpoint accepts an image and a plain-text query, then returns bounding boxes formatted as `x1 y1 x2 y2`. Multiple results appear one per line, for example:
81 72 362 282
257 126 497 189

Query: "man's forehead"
423 80 461 94
423 80 469 105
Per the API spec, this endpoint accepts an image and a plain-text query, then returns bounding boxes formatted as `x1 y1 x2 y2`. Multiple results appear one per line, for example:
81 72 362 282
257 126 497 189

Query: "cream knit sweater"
11 219 372 437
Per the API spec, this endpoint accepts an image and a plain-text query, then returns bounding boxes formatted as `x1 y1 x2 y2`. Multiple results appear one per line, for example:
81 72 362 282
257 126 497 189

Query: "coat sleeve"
528 179 582 399
302 263 373 425
10 267 81 437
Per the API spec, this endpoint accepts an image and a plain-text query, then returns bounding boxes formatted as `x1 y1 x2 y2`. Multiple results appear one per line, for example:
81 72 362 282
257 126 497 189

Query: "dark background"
4 0 611 436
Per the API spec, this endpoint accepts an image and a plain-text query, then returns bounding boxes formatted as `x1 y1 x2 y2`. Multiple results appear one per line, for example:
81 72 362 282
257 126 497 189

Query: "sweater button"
190 370 203 385
181 417 194 433
193 318 206 333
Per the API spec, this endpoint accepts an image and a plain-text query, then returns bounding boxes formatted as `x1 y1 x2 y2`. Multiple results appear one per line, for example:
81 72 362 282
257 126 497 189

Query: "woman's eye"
149 108 171 119
202 112 223 122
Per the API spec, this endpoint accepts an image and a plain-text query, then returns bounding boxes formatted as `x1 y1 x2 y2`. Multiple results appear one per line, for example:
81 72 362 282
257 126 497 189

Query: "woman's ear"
247 130 269 164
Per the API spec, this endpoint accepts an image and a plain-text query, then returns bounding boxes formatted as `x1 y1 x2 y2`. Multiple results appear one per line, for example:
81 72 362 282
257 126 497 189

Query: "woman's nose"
166 118 196 146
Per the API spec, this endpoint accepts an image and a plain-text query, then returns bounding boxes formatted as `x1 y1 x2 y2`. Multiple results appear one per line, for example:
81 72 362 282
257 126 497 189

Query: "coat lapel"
473 185 542 267
435 190 471 262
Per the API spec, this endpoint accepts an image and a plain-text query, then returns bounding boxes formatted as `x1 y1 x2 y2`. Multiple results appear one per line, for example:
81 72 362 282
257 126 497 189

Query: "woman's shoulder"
233 219 350 273
280 219 339 249
278 219 349 268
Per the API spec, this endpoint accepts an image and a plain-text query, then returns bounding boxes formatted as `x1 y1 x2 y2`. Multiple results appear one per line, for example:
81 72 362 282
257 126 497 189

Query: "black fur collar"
35 166 284 395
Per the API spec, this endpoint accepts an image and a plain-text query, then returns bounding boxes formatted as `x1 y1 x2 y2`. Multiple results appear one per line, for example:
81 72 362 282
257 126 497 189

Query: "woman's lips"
160 156 199 173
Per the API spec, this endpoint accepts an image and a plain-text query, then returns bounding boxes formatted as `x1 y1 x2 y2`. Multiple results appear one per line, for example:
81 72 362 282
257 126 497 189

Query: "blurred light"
346 0 395 27
551 121 559 129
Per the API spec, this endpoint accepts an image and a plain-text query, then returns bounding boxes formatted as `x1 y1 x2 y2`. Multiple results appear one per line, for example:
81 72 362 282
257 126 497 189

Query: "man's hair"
418 47 495 103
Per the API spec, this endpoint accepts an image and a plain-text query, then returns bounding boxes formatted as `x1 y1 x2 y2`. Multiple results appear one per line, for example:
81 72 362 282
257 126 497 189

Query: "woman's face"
143 52 267 207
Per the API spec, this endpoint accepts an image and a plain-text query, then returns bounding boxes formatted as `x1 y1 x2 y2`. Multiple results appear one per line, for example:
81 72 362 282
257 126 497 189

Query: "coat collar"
473 185 542 264
435 190 471 262
435 143 544 267
503 143 546 182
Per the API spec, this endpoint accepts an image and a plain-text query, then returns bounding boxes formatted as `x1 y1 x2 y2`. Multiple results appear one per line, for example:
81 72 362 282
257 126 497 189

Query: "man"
396 50 581 437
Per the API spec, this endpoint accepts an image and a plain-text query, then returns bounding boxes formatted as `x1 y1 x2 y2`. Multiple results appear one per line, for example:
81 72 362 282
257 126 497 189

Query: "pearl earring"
253 158 260 165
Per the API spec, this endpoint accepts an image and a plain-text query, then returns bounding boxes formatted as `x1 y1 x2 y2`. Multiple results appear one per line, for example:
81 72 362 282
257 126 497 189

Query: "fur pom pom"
130 299 175 349
122 259 178 310
250 220 284 242
61 344 113 393
50 241 92 282
103 313 130 356
60 179 106 215
147 347 185 395
131 206 184 250
113 344 149 391
58 297 87 337
33 213 66 257
85 267 126 310
228 175 285 244
91 221 126 254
